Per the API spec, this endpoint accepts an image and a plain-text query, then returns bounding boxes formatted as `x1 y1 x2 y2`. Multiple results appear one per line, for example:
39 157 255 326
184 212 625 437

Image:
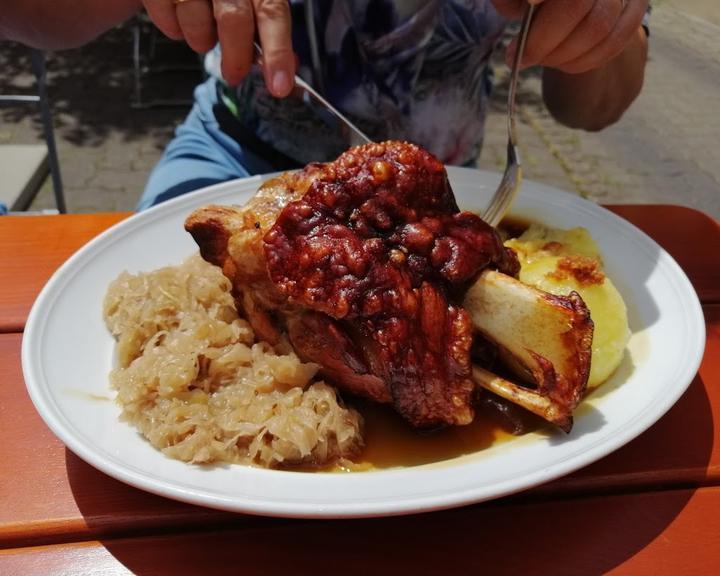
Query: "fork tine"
484 167 523 227
484 142 523 227
482 4 535 227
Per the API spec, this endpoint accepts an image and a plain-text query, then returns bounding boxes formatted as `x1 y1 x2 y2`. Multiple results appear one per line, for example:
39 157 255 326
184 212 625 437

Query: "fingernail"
272 70 292 97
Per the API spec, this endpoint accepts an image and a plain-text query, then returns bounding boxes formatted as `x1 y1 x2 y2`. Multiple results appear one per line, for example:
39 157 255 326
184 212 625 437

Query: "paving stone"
131 152 163 172
85 168 148 199
58 149 98 188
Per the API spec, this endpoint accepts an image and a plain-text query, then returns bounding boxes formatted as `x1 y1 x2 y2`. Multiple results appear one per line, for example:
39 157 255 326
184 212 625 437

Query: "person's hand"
492 0 648 73
142 0 295 96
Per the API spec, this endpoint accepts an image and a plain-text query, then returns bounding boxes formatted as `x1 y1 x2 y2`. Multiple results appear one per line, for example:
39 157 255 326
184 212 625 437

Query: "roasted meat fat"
186 141 592 431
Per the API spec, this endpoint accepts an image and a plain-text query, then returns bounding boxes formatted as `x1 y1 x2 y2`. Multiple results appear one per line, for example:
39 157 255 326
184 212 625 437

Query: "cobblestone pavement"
479 3 720 219
1 4 718 219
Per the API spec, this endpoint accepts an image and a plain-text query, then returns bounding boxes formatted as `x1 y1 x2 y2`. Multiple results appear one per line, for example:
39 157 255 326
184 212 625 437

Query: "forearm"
542 26 649 132
0 0 141 50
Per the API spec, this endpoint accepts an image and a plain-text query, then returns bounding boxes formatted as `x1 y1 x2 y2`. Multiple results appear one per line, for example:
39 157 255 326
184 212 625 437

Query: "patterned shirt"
208 1 651 167
210 0 507 167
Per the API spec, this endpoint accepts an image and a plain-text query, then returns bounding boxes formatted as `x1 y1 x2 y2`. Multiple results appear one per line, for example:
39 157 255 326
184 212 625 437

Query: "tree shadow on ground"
0 19 201 150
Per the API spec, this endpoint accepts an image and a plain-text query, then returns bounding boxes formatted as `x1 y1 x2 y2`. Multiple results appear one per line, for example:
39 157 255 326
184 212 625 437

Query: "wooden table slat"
606 204 720 302
0 213 129 333
2 487 720 576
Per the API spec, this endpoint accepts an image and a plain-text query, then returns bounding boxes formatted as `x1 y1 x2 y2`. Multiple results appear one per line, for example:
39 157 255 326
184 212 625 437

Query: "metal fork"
253 42 372 147
482 4 536 227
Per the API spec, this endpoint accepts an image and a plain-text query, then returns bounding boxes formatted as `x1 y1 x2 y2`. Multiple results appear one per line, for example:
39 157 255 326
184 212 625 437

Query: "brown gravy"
497 215 532 240
309 216 538 473
346 400 528 470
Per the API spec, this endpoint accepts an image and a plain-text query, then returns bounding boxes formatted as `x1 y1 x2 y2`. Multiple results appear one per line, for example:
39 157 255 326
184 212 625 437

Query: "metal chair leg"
30 49 66 213
132 19 144 108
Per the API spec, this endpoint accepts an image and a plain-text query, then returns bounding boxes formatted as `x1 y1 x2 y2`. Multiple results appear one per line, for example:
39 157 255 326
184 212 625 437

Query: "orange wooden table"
1 205 719 575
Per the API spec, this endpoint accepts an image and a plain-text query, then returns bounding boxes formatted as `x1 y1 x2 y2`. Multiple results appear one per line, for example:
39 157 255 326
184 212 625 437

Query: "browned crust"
184 206 235 268
549 255 605 286
534 290 593 415
564 290 594 401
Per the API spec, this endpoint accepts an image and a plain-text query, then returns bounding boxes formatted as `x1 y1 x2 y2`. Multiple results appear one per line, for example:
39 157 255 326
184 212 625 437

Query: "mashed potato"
505 225 630 388
103 254 363 468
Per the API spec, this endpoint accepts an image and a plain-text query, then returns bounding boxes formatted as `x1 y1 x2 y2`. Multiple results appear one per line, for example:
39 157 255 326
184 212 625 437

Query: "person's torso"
211 0 507 166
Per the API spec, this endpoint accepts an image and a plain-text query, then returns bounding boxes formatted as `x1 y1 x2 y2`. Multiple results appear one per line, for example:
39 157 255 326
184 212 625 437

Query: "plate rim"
21 167 707 518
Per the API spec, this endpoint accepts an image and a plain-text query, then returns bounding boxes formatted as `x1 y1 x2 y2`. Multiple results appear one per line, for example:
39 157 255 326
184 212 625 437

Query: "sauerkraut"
103 254 363 468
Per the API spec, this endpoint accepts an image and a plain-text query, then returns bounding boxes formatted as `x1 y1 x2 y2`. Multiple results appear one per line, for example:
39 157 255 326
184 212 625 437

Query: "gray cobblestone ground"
1 4 718 219
480 4 720 219
0 22 196 212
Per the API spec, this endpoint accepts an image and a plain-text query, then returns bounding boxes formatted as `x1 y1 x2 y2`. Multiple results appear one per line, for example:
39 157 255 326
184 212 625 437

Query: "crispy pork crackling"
186 141 592 430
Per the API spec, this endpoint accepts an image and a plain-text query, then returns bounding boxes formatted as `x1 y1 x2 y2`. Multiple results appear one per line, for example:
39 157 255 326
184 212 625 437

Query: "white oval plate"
22 167 705 518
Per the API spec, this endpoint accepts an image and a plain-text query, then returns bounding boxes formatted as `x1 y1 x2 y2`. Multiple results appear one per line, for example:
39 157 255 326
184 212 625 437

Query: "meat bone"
464 270 594 431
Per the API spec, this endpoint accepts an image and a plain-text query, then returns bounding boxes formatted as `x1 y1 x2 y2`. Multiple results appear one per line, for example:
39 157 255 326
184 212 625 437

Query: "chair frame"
0 49 66 213
131 15 201 109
